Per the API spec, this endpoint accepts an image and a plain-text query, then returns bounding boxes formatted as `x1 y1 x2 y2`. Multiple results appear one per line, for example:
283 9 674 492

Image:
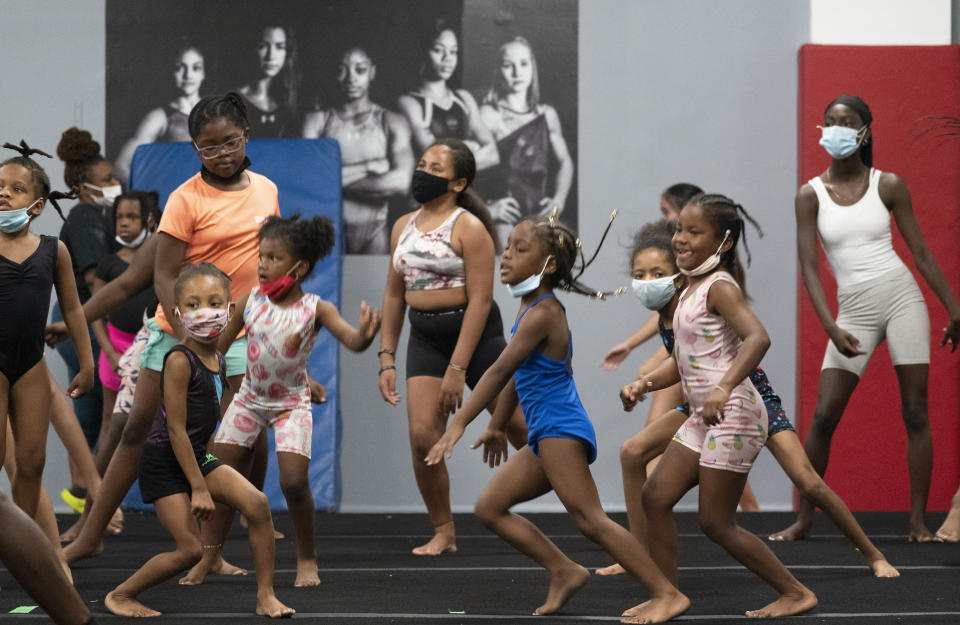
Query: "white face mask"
85 182 123 208
506 256 552 297
115 229 147 248
631 274 678 311
678 231 730 277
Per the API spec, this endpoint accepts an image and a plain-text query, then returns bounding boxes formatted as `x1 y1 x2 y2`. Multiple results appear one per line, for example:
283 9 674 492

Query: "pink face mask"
175 307 230 343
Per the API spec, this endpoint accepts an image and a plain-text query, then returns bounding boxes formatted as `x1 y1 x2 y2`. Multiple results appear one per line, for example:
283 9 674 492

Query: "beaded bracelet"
378 349 395 357
379 364 397 375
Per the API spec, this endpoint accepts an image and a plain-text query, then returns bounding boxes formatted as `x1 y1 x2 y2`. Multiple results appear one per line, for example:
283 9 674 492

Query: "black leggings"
406 302 506 388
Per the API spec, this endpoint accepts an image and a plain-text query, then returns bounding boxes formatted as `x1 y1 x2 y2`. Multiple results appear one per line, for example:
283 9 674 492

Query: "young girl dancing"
608 218 896 579
184 214 381 587
427 214 689 623
0 140 94 518
622 195 818 618
105 262 294 618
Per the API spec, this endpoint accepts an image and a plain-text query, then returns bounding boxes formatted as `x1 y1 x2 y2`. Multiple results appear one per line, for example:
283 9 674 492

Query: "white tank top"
810 168 905 289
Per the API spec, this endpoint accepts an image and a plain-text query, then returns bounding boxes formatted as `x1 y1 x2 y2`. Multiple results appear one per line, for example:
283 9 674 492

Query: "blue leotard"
658 318 794 436
511 294 597 463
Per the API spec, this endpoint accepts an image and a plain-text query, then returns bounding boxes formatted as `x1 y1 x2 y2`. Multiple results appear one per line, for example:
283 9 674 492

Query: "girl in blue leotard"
426 215 689 623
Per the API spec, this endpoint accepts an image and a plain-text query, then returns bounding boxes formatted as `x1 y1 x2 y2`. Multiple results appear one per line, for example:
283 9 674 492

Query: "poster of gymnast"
105 0 578 254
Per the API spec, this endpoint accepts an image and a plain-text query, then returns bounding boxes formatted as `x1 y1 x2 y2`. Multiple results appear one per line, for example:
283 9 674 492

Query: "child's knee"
474 495 504 527
620 439 648 469
120 411 153 445
14 450 45 479
568 509 606 542
698 513 735 543
279 474 310 500
242 490 272 524
180 543 204 567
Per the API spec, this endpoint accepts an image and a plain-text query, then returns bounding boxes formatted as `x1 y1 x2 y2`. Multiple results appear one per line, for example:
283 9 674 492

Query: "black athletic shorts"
138 442 222 504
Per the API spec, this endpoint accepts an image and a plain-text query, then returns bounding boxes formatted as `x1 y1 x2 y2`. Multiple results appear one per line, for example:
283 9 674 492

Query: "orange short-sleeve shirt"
154 170 280 335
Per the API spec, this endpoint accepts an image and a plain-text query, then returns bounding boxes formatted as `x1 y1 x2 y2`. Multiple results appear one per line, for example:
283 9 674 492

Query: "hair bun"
56 127 102 164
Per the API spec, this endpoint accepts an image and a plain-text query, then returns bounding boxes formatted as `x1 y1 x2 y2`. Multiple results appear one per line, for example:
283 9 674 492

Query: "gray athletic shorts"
822 265 929 376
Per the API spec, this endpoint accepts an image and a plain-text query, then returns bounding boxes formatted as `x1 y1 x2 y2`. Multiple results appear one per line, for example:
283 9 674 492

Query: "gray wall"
4 0 808 512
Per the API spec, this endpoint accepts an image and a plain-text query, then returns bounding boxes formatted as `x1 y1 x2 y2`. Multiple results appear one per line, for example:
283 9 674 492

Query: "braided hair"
684 193 763 299
188 92 251 140
825 95 873 167
112 190 161 231
173 262 232 304
2 140 74 222
528 210 623 300
258 213 335 275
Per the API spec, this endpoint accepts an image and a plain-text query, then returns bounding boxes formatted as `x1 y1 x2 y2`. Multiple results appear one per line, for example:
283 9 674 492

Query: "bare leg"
277 451 320 587
9 361 52 518
695 467 816 618
105 494 201 617
178 441 251 585
205 465 294 617
894 364 934 542
239 430 284 538
773 368 859 540
936 483 960 542
64 367 161 562
0 491 94 625
766 431 898 576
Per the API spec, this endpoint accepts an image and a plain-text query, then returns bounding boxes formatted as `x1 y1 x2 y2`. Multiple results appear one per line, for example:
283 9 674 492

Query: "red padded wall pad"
797 44 960 511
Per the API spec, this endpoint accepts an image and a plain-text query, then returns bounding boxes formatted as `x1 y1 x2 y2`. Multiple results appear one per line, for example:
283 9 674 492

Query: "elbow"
756 332 771 358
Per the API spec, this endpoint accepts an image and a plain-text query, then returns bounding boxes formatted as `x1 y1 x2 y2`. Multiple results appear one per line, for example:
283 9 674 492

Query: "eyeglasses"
193 134 247 159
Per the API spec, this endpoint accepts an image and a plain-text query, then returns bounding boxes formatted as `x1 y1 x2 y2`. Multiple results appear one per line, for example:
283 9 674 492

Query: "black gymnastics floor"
1 512 958 624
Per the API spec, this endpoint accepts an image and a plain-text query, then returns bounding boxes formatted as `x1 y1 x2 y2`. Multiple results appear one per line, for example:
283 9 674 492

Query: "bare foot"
596 562 627 576
293 557 321 587
620 591 690 624
412 524 457 556
179 555 247 585
59 515 84 543
745 587 817 618
768 520 811 541
63 537 104 564
106 590 162 617
934 508 960 542
908 521 935 543
532 564 590 615
241 514 284 539
869 557 900 578
256 595 295 619
107 507 125 536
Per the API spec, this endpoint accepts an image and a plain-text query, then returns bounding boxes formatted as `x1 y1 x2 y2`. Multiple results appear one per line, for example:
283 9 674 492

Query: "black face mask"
201 156 252 187
411 170 452 204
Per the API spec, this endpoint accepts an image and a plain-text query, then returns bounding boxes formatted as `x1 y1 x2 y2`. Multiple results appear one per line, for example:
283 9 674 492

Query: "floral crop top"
392 207 467 291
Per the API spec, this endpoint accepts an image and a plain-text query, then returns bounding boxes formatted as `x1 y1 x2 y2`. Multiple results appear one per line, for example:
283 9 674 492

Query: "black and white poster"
106 0 577 254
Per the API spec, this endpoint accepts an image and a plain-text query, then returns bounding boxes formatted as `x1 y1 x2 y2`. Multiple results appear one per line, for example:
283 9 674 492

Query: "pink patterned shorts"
215 394 313 458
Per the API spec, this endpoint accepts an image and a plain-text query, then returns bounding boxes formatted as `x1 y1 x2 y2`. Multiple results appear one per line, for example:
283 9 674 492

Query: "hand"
488 197 522 225
67 367 95 399
620 378 652 412
537 197 560 217
471 428 508 468
828 326 867 358
190 489 216 521
601 342 632 370
44 321 69 347
437 366 465 418
378 366 400 405
701 386 729 426
106 349 122 374
357 300 382 342
366 158 390 175
941 317 960 353
309 378 327 404
425 423 465 466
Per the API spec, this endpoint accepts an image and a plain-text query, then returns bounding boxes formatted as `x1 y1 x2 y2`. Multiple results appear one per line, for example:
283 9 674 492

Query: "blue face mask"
631 274 678 311
819 125 868 160
0 199 40 234
507 256 551 297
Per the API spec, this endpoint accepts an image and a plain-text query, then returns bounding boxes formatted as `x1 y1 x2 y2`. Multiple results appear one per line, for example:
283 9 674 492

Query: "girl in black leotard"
0 141 94 536
397 19 498 172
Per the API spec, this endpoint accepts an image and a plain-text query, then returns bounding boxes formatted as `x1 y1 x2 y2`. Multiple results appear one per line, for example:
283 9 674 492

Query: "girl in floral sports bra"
621 194 817 619
379 138 526 556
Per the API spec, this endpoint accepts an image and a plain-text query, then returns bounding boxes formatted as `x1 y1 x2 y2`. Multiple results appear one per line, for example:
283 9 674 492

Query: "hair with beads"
629 219 677 272
528 211 621 299
188 92 251 140
258 213 335 275
684 193 763 298
3 139 73 222
173 262 232 304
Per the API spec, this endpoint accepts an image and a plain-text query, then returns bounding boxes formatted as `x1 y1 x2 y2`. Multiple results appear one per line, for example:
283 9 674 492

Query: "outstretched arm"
601 312 660 370
316 299 381 352
882 172 960 351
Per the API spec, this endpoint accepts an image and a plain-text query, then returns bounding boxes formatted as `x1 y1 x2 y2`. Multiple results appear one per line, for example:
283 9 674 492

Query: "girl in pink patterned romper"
199 214 380 587
620 194 817 620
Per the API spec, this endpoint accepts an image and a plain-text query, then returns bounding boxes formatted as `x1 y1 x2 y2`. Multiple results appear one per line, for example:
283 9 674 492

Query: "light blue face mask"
631 274 678 311
0 199 40 234
819 125 868 160
506 256 552 297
